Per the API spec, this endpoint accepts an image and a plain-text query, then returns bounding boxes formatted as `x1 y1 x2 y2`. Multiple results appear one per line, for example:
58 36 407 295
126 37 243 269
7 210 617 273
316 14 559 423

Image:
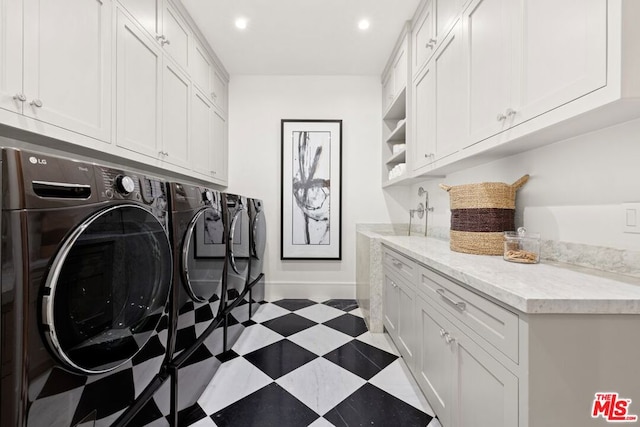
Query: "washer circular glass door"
181 206 224 303
42 204 172 374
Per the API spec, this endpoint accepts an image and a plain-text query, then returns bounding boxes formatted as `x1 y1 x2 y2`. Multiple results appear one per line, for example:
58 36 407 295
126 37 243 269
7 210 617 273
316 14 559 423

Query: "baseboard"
264 281 356 302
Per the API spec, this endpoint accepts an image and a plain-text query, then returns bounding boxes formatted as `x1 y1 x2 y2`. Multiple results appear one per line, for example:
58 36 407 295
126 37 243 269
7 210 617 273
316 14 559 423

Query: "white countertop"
377 235 640 314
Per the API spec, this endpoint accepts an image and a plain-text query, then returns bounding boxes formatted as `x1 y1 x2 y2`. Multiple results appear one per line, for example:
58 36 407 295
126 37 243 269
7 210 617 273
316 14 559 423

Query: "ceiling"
180 0 420 76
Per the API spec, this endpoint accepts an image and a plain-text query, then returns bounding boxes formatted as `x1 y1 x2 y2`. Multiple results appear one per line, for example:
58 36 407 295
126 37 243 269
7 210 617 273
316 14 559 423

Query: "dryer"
246 197 266 317
165 182 226 424
0 148 173 426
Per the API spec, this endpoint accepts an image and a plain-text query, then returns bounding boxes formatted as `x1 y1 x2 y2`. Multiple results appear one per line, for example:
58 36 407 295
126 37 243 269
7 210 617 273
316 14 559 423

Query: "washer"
221 192 250 351
165 182 226 422
246 197 266 316
0 148 173 427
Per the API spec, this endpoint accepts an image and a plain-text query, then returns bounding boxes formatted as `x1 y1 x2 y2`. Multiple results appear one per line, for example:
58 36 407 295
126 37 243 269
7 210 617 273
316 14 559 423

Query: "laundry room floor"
177 299 441 427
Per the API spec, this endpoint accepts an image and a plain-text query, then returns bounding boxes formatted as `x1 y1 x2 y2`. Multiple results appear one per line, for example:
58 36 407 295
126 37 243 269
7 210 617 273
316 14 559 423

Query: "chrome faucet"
409 187 433 236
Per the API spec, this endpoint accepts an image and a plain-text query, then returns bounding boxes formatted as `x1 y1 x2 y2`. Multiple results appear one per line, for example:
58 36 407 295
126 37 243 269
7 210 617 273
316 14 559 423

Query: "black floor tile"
37 368 87 398
175 326 197 353
216 349 240 363
72 369 135 425
323 313 368 337
210 383 319 427
177 403 207 426
182 343 214 368
323 299 359 312
244 340 317 380
194 304 215 323
323 340 397 380
261 313 317 337
272 299 316 311
324 383 433 427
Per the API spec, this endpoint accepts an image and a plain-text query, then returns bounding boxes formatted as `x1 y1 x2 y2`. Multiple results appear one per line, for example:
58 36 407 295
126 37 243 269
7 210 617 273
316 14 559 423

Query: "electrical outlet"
622 203 640 234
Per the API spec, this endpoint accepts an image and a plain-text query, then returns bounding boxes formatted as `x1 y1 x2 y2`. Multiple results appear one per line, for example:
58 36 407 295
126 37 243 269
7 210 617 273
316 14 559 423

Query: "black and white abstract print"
291 130 330 245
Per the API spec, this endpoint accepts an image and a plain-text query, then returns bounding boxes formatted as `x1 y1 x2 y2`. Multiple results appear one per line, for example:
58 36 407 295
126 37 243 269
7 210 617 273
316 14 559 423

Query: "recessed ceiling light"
358 19 370 30
235 17 248 30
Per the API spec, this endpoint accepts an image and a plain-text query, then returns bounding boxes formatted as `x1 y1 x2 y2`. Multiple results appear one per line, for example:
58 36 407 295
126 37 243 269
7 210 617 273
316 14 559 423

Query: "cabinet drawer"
418 265 518 362
383 247 418 284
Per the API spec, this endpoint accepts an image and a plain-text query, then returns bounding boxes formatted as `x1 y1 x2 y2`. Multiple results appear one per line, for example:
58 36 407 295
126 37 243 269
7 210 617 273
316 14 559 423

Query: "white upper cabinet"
161 60 190 169
191 88 214 176
115 9 162 159
0 0 23 114
1 0 111 142
211 109 228 183
515 0 607 124
464 0 607 145
191 41 212 96
117 0 191 72
212 68 229 114
463 0 517 144
412 0 436 75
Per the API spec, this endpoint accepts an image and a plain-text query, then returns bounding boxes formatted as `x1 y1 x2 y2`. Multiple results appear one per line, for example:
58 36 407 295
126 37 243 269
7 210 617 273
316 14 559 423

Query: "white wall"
227 75 404 300
410 117 640 252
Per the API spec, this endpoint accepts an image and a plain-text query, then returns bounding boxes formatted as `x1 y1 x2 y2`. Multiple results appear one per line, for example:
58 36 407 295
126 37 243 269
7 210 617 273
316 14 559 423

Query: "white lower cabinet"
385 247 518 427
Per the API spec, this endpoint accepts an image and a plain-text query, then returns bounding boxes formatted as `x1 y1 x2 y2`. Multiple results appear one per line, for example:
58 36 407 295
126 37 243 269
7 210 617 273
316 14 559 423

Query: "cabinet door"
192 41 212 96
435 0 461 40
161 60 190 169
434 19 465 160
191 88 214 176
116 10 162 158
383 274 399 339
454 326 519 427
117 0 162 38
162 2 191 71
22 0 111 142
412 64 436 170
212 69 228 113
211 108 228 182
392 41 408 97
413 0 435 74
0 0 23 114
516 0 606 124
396 281 416 369
416 296 453 427
463 0 516 144
382 73 394 112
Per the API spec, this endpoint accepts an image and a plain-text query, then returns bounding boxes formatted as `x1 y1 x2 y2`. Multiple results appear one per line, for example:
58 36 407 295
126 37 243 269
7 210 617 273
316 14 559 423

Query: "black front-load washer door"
181 206 224 305
41 204 172 374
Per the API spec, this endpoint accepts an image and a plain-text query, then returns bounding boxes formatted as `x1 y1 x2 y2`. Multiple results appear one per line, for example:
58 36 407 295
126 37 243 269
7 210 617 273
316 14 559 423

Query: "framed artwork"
280 119 342 260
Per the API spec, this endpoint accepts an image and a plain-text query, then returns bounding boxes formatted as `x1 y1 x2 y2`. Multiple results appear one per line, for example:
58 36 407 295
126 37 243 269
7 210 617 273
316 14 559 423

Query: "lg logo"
29 156 47 165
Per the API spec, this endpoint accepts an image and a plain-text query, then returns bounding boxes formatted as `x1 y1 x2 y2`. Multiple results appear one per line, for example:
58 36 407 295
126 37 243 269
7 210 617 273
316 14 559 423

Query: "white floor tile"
197 357 272 415
231 324 284 355
294 304 345 323
251 303 291 323
369 359 435 415
276 358 366 416
355 331 400 355
427 417 443 427
348 307 364 318
308 417 336 427
189 417 217 427
288 324 353 356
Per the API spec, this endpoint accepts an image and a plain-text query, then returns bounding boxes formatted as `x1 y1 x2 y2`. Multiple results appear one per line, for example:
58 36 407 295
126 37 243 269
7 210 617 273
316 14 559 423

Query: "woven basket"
439 175 529 255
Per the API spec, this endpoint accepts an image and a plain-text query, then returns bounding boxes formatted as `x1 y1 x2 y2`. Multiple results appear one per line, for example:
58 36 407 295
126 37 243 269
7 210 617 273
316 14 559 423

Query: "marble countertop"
373 234 640 314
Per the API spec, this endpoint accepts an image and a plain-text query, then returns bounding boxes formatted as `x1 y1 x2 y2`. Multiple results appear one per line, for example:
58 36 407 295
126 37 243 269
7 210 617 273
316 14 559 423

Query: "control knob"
115 175 136 195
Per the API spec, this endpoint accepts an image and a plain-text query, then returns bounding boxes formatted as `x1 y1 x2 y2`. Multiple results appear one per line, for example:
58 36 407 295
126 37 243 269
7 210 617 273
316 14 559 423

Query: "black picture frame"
280 119 342 260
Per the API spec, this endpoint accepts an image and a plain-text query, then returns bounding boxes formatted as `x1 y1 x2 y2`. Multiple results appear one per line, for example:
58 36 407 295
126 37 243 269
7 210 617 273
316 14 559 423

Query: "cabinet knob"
439 328 446 337
162 38 171 46
496 113 506 121
444 333 455 345
426 38 437 48
30 99 43 108
210 170 217 175
13 93 26 102
506 108 517 117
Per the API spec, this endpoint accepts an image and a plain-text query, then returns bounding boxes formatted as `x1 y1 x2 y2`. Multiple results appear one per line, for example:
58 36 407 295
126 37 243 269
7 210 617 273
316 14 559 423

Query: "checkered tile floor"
173 299 441 427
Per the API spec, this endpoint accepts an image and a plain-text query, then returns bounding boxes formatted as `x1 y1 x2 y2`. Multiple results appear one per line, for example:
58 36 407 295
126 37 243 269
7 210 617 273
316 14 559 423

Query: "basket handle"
511 174 529 190
439 184 452 192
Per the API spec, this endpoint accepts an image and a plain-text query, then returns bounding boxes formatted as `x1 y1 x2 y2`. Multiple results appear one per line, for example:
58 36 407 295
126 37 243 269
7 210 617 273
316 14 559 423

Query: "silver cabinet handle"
436 288 466 311
392 260 403 269
211 91 218 100
496 113 506 121
13 93 26 102
210 170 217 175
506 107 517 117
391 281 398 288
30 99 43 108
444 332 455 344
163 38 170 46
426 38 437 48
156 35 164 42
439 328 446 337
158 151 169 156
